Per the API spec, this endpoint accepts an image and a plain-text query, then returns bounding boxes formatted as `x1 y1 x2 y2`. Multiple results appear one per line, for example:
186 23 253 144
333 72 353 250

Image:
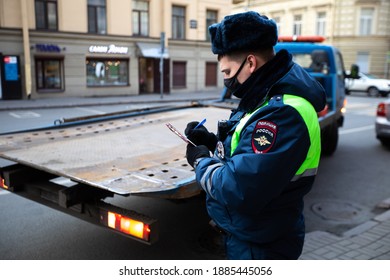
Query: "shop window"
86 58 129 87
172 61 186 88
36 58 64 91
88 0 107 34
35 0 58 30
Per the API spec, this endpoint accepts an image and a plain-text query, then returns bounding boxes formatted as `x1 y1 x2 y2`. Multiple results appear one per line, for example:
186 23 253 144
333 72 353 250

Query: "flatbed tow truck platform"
0 102 231 244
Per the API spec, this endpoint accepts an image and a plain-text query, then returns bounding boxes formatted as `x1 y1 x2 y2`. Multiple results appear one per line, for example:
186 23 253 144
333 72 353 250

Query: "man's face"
219 55 251 84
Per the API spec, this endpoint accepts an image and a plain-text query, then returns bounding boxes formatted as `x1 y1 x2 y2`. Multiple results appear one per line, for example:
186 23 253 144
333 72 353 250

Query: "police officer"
184 11 327 260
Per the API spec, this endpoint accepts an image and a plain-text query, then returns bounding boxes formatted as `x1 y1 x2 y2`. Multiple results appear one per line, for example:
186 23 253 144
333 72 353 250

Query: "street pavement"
1 91 390 260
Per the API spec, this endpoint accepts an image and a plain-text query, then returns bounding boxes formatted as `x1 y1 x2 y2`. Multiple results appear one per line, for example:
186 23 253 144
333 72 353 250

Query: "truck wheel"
321 122 338 156
379 138 390 149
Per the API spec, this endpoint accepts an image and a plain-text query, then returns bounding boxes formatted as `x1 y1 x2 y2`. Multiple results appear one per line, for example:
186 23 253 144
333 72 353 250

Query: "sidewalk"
1 92 390 260
300 209 390 260
0 91 222 111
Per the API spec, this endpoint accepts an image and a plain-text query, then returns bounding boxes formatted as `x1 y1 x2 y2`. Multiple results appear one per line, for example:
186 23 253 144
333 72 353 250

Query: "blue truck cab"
275 36 349 155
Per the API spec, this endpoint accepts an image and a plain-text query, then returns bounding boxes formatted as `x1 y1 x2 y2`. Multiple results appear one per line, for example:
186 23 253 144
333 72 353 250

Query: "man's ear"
247 54 257 73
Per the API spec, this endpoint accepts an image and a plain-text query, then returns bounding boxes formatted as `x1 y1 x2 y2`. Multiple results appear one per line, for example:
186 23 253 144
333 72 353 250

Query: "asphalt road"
0 95 389 259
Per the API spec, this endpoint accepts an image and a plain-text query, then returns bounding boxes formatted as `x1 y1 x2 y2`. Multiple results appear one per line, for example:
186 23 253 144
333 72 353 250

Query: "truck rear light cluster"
377 103 386 117
100 209 152 243
0 175 8 190
341 99 347 114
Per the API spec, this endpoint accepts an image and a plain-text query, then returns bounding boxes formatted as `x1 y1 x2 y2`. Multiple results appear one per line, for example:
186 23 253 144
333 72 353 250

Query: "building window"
356 52 370 73
172 61 186 88
88 0 107 34
35 0 58 30
36 57 64 91
86 58 129 87
359 8 374 35
293 14 302 36
316 12 326 36
132 0 149 36
206 10 218 41
172 6 185 39
205 62 217 86
273 16 281 35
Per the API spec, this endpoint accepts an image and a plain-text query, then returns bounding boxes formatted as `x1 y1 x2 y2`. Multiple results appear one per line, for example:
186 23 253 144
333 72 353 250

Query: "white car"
376 98 390 147
345 72 390 97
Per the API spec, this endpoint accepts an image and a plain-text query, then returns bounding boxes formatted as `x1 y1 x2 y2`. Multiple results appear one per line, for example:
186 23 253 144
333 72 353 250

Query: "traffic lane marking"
75 107 106 115
340 125 374 135
9 111 41 118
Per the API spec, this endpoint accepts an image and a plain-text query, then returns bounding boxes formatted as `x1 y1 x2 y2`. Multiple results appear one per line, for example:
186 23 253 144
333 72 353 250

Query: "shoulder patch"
252 120 277 154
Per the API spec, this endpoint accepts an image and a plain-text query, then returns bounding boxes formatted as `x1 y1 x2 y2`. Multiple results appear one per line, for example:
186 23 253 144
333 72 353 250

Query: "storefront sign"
89 44 129 54
35 44 61 53
3 56 18 81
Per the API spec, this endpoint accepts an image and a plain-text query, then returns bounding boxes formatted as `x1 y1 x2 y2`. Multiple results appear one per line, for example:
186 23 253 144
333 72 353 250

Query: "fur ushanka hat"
208 11 278 55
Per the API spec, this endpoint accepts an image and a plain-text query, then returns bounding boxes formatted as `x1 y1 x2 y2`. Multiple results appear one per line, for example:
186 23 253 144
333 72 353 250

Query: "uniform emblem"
252 120 277 154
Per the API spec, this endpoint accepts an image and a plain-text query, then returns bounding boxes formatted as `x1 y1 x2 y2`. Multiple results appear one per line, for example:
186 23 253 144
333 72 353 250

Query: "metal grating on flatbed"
0 107 228 198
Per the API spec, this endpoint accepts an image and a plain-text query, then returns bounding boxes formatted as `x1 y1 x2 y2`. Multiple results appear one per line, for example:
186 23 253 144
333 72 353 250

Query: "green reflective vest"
230 94 321 180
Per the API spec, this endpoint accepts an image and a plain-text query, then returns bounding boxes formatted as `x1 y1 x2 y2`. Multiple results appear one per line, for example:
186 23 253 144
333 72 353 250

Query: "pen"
194 118 206 129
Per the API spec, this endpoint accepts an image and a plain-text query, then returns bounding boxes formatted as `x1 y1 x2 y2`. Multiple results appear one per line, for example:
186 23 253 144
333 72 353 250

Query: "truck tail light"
318 104 328 117
377 103 386 117
0 175 8 190
100 209 154 243
341 99 347 114
108 212 150 240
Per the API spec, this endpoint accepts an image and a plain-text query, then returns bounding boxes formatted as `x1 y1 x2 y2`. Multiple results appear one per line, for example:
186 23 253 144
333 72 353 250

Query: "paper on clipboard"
165 123 196 146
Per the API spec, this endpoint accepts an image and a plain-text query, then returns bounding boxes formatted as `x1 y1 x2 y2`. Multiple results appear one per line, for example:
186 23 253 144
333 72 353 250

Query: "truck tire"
379 138 390 148
321 122 338 156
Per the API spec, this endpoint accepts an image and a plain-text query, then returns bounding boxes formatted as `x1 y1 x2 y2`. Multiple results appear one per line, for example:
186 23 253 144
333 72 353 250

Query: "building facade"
233 0 390 78
0 0 232 100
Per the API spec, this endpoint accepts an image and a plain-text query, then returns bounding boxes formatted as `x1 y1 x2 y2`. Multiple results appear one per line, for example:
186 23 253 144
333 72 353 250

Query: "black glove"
186 144 210 168
185 121 218 151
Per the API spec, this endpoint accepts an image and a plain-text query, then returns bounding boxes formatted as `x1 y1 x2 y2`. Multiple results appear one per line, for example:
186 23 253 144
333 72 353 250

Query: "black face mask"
223 58 247 94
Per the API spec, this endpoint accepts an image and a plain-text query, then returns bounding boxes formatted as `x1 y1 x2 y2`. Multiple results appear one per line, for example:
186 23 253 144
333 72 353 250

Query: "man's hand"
186 145 210 168
185 121 218 151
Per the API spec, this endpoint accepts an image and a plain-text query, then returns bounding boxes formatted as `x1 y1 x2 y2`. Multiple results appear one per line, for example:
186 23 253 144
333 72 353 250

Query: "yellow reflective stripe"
230 102 268 156
283 94 321 175
230 113 252 156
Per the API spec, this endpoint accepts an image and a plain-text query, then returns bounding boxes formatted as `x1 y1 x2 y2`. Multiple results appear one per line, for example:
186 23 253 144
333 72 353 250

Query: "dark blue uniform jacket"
195 49 327 245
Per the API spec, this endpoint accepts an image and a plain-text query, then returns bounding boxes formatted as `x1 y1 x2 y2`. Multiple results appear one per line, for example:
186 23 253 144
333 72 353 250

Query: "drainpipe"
21 0 32 99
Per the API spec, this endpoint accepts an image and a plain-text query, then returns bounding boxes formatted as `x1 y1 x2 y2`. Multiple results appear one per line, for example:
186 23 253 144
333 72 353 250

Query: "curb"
0 98 220 111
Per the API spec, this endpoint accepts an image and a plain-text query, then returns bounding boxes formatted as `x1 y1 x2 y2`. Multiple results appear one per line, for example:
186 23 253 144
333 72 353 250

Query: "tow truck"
0 36 356 245
276 35 356 155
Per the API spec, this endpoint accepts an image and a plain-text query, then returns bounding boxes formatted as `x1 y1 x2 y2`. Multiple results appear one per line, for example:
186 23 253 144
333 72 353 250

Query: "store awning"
136 42 169 59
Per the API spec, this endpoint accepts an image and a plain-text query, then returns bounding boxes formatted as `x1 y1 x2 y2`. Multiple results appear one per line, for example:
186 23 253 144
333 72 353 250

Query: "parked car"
376 98 390 147
345 72 390 97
